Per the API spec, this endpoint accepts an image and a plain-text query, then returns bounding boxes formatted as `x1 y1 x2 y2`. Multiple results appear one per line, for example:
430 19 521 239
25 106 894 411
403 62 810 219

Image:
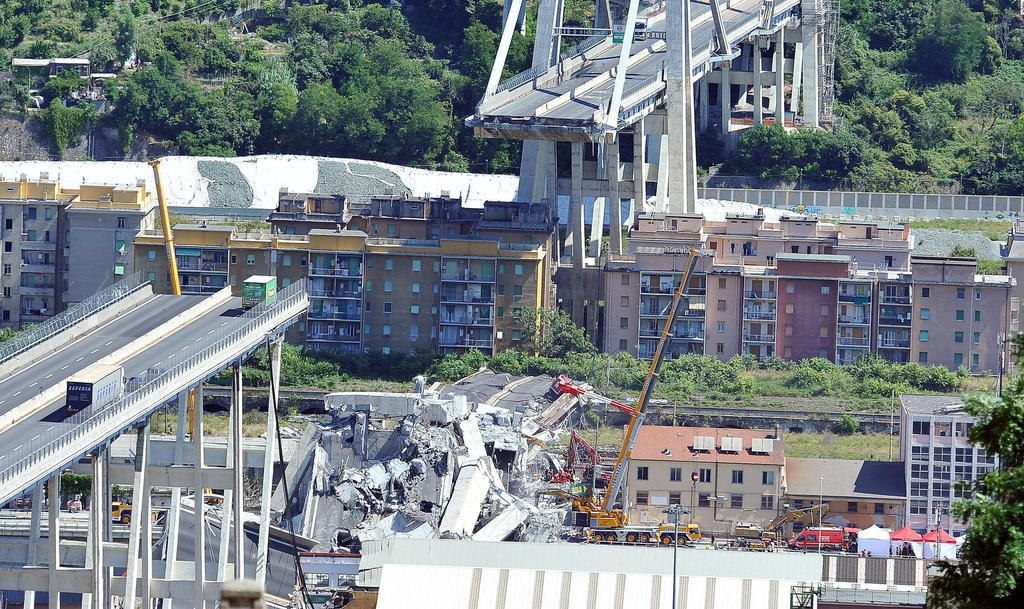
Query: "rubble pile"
310 374 582 550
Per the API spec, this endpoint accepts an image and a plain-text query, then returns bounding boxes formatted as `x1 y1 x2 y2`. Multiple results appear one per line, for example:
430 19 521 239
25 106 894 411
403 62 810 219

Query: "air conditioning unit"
751 438 774 454
693 436 715 451
721 436 743 453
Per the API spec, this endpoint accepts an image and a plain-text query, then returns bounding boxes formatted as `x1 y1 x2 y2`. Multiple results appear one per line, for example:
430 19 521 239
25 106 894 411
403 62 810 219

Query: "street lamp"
663 504 689 609
818 477 823 554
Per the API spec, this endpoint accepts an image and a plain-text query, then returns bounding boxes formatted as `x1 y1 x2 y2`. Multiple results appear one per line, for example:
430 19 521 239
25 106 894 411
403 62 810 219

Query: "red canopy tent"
923 529 956 543
891 526 924 542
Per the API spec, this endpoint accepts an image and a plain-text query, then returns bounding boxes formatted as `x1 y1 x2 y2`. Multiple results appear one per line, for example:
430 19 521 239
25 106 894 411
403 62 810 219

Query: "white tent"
922 529 958 560
856 525 892 557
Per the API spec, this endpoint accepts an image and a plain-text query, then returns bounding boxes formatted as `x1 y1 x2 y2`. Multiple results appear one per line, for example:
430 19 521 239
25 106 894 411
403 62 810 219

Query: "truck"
242 275 277 309
788 526 849 551
66 363 124 415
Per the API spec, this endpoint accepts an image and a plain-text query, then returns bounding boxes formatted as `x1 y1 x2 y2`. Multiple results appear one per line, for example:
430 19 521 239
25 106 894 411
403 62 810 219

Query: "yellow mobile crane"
571 248 703 545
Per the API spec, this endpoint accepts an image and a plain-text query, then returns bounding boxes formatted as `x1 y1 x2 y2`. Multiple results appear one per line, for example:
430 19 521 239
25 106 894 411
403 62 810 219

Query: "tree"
908 0 988 82
951 244 978 257
113 7 137 64
835 414 861 435
928 358 1024 608
39 101 96 157
516 307 596 359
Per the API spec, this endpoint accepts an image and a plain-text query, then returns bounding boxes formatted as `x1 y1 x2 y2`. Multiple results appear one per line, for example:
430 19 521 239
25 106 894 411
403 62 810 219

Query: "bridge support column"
193 386 206 609
47 476 61 609
654 131 668 212
589 140 606 259
665 0 698 213
720 61 732 137
632 121 646 218
90 447 107 609
753 40 763 125
256 339 283 586
163 392 190 606
123 421 151 607
801 26 820 128
791 40 803 115
232 363 245 578
775 29 786 125
699 78 709 133
23 484 43 609
568 141 585 269
607 135 623 256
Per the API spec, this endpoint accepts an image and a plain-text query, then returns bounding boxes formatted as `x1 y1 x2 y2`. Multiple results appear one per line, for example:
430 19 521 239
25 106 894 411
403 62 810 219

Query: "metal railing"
743 311 776 320
743 334 776 343
495 65 546 94
881 296 912 305
0 280 308 503
559 34 606 62
837 337 871 347
0 272 146 363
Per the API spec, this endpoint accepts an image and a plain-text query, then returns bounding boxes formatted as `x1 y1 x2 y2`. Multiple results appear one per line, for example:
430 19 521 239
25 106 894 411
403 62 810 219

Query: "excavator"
568 248 704 545
733 503 831 542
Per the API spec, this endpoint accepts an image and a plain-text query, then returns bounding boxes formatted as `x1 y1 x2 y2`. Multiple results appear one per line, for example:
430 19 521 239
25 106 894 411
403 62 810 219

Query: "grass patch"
150 412 276 438
784 432 896 460
909 218 1011 241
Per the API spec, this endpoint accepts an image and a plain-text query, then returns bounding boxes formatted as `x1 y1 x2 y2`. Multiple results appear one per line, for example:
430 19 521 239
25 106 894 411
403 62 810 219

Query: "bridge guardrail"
559 34 606 62
0 272 147 364
0 279 309 504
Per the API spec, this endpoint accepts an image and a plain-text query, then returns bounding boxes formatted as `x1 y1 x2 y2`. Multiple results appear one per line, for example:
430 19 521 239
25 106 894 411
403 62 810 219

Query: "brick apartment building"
0 174 154 329
604 211 1015 373
133 194 557 355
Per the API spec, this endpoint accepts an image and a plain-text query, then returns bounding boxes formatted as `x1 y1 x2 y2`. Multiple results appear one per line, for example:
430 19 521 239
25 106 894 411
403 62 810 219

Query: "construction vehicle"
733 503 831 540
568 249 704 545
111 501 133 524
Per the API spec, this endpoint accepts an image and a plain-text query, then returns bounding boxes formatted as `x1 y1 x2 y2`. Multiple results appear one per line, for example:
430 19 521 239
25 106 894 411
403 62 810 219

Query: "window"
384 280 393 292
933 482 951 497
956 310 964 321
433 261 440 272
147 250 157 261
410 304 420 315
717 343 724 353
383 302 392 313
698 493 710 508
910 481 928 497
758 470 774 486
910 500 927 515
954 331 964 343
669 491 681 505
409 325 419 342
786 284 795 294
619 339 628 350
933 464 951 480
912 421 930 435
820 305 829 316
513 285 523 297
975 288 982 300
955 466 973 481
3 219 9 230
305 573 330 588
25 207 36 220
282 254 292 267
731 470 744 484
114 263 125 275
911 445 929 461
620 317 629 329
670 468 682 482
711 321 723 334
699 468 711 483
3 242 10 252
26 230 35 241
956 288 965 299
920 308 930 320
44 207 52 221
382 324 391 337
636 466 649 480
385 259 394 271
2 287 8 297
919 330 929 342
718 299 726 311
718 278 727 289
365 280 373 292
821 285 830 294
497 285 505 296
412 259 421 272
1 264 8 275
412 282 421 294
514 264 523 276
973 332 980 345
761 495 775 509
935 447 951 462
246 254 255 266
731 494 743 508
955 447 973 462
819 326 829 337
972 353 979 367
954 352 964 366
918 351 928 363
621 274 630 286
512 330 522 340
911 463 928 479
114 240 126 254
621 295 629 307
281 277 291 287
635 491 649 506
117 217 126 228
785 303 794 314
921 287 930 297
974 310 981 322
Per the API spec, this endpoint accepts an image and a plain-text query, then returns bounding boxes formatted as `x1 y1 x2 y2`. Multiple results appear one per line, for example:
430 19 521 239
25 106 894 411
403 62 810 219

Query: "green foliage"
977 258 1004 274
60 473 91 498
515 307 597 359
909 0 989 82
835 414 861 435
952 244 978 257
38 100 96 157
732 125 865 180
39 69 85 106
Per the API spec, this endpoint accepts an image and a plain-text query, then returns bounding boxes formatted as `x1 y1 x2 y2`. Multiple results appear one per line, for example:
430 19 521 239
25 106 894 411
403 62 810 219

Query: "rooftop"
775 252 852 264
900 394 968 417
785 458 905 500
632 426 784 465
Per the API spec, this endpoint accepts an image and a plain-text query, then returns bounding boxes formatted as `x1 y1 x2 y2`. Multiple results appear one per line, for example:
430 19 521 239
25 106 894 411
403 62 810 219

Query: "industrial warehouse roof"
632 426 784 465
899 394 967 416
785 458 906 500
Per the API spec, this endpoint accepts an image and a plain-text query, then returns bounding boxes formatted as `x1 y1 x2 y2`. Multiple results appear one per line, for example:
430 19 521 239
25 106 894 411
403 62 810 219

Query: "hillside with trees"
5 0 1024 194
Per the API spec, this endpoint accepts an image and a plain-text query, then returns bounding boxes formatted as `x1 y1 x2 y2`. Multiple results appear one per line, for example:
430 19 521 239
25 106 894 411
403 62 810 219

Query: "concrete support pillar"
655 132 669 211
256 340 283 586
90 448 107 609
775 30 786 125
720 62 732 136
231 364 244 578
699 78 710 133
801 27 820 128
632 121 646 218
123 422 151 606
607 136 623 256
516 0 561 203
753 41 763 125
569 141 585 269
791 40 803 114
665 0 698 213
164 392 189 608
588 195 605 259
24 485 43 609
193 386 206 609
47 476 60 609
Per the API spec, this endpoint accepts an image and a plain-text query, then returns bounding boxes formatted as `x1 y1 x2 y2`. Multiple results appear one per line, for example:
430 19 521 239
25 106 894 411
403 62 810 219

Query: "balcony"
307 310 361 321
180 285 224 294
441 294 495 304
20 241 55 252
837 357 859 366
439 337 495 348
640 284 707 295
310 289 362 299
20 261 55 272
177 261 228 273
837 336 871 347
744 291 777 300
18 285 55 296
441 316 494 326
307 333 361 343
19 309 51 321
878 316 911 327
308 267 362 278
441 273 496 283
743 334 775 343
743 310 776 320
839 293 871 304
881 295 911 305
838 315 869 325
879 339 911 349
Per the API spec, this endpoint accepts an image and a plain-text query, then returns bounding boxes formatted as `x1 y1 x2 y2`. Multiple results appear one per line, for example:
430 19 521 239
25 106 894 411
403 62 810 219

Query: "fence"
0 272 146 363
0 279 308 504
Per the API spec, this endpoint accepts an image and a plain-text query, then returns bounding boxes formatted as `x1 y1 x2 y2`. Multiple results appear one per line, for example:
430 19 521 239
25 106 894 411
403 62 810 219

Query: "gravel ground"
911 228 1002 259
315 159 411 202
198 160 254 207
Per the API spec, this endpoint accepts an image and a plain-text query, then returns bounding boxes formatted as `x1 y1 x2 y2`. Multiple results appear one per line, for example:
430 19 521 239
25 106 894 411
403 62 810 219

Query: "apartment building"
784 458 906 532
603 212 1013 373
899 395 995 535
133 196 556 355
0 174 154 329
626 426 785 534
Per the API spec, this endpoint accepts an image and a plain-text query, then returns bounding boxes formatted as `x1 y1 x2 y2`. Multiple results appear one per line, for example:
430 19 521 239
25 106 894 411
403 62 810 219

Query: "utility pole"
889 389 895 461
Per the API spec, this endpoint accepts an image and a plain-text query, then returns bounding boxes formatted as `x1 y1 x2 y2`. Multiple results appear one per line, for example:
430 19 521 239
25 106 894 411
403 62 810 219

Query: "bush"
836 414 861 435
